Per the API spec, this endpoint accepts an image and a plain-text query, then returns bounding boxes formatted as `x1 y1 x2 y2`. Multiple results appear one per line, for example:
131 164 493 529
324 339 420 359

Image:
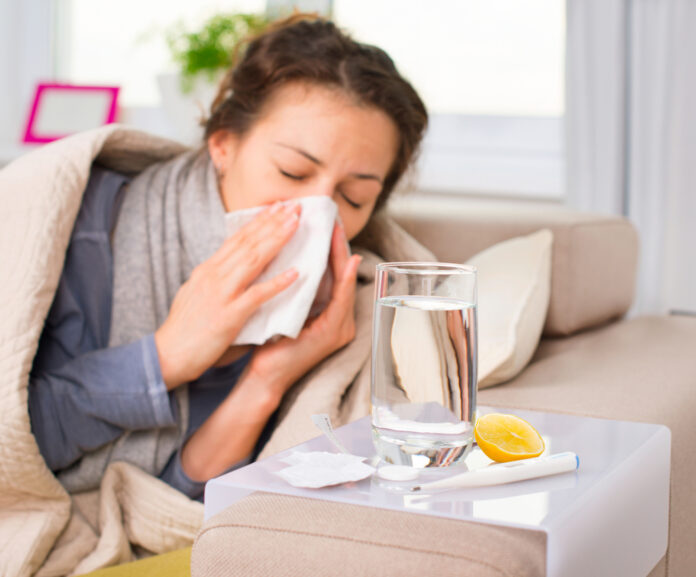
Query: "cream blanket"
0 125 433 577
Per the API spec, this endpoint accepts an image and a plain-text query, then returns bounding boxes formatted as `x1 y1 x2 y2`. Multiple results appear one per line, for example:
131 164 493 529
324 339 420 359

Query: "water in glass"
372 294 477 467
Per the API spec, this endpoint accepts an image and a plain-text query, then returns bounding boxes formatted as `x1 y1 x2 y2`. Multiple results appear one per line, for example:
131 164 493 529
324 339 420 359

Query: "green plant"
166 13 269 92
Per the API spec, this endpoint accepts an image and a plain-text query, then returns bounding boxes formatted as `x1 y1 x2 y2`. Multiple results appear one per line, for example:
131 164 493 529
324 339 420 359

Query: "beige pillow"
469 229 553 389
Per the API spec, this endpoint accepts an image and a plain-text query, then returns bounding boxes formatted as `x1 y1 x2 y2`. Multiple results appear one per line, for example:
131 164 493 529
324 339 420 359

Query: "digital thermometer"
411 452 579 492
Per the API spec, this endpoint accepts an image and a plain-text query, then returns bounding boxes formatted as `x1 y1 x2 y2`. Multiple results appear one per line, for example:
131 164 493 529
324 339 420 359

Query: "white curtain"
565 0 627 215
565 0 696 315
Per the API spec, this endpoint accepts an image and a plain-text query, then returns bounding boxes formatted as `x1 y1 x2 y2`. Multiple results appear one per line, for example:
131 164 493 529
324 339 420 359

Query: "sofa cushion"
470 229 553 388
479 315 696 577
388 197 638 336
192 492 546 577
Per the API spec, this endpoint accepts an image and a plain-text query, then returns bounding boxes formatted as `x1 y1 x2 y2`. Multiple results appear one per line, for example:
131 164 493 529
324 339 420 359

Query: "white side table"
205 407 670 577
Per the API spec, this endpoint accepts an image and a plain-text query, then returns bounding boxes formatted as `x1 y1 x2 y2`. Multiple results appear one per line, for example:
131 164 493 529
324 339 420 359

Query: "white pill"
377 465 420 482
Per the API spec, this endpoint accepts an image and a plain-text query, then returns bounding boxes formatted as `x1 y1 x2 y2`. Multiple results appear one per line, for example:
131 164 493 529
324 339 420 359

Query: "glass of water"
371 262 477 468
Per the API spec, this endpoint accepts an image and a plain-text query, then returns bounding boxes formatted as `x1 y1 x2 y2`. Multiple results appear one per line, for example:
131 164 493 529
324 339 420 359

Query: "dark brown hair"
204 14 428 208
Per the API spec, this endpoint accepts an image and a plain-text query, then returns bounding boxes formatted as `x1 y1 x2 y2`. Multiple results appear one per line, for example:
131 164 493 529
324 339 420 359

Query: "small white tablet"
377 465 420 482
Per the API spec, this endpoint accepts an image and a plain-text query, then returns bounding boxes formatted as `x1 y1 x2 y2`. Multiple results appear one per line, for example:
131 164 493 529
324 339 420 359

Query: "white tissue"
224 196 338 345
275 451 376 488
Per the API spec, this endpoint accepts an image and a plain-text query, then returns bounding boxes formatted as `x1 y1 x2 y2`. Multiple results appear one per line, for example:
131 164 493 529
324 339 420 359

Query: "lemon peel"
474 413 545 462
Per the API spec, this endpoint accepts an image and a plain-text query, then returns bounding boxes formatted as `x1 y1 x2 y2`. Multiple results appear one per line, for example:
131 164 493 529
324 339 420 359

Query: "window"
333 0 564 117
333 0 566 198
54 0 266 107
51 0 565 197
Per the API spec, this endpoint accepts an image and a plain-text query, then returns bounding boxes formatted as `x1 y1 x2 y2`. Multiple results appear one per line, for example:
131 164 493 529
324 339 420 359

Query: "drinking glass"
371 262 478 468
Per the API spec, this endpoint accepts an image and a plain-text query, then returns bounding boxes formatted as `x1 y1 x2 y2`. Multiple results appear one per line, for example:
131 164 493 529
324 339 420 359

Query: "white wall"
0 0 53 149
0 0 22 144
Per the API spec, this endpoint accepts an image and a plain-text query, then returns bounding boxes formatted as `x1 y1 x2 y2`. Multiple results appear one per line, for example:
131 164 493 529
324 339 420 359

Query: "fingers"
313 253 360 348
322 220 361 320
214 202 302 294
329 253 362 311
329 222 351 294
341 254 362 287
232 267 299 326
240 203 300 264
212 201 301 269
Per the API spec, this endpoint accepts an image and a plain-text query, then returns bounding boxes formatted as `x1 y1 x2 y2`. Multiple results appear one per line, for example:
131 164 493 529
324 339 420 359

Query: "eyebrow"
273 142 384 184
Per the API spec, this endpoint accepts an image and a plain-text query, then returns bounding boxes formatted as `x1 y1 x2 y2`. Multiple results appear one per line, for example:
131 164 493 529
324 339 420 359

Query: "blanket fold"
0 125 433 577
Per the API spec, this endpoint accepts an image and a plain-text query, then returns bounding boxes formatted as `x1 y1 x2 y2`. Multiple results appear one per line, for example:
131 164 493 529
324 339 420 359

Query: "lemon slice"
474 413 545 462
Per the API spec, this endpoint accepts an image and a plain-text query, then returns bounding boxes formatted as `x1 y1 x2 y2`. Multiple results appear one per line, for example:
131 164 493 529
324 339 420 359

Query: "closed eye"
341 192 361 209
279 169 305 181
279 167 361 208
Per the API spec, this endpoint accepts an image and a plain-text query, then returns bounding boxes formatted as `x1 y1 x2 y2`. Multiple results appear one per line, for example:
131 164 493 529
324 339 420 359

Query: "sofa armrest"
386 196 638 336
193 492 546 577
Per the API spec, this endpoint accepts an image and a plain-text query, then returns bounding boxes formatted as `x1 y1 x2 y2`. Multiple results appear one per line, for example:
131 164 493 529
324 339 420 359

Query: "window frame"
414 114 565 199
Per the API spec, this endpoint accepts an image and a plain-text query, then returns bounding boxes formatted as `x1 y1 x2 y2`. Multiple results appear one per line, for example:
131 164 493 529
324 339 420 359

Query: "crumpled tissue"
224 196 339 346
274 451 376 488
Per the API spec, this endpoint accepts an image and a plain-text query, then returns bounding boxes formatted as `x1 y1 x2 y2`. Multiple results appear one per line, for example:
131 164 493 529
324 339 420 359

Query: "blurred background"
0 0 693 316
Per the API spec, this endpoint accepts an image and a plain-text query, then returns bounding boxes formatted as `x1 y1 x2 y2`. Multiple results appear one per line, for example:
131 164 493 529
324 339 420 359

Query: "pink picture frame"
22 83 120 144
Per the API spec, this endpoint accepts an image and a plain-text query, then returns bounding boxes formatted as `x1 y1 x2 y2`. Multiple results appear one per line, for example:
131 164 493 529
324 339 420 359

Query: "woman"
28 14 428 499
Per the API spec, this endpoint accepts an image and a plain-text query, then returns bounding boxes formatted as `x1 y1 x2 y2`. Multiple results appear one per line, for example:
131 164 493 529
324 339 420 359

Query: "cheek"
338 205 373 241
225 157 286 209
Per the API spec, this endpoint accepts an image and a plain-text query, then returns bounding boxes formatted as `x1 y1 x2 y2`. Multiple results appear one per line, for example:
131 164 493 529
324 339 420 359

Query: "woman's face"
208 82 399 240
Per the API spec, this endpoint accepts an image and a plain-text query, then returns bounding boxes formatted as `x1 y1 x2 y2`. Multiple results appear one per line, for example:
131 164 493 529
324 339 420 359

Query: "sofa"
191 195 696 577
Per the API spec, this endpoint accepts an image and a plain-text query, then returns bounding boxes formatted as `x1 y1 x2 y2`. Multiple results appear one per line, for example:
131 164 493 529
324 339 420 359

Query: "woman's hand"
154 202 301 389
179 225 361 482
245 222 362 403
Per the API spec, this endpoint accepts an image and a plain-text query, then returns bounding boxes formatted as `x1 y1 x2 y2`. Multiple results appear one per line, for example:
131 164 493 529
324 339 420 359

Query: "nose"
299 176 335 199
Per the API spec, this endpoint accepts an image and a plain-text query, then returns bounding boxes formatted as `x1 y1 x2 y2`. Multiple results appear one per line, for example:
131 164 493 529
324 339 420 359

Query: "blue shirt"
28 165 252 499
